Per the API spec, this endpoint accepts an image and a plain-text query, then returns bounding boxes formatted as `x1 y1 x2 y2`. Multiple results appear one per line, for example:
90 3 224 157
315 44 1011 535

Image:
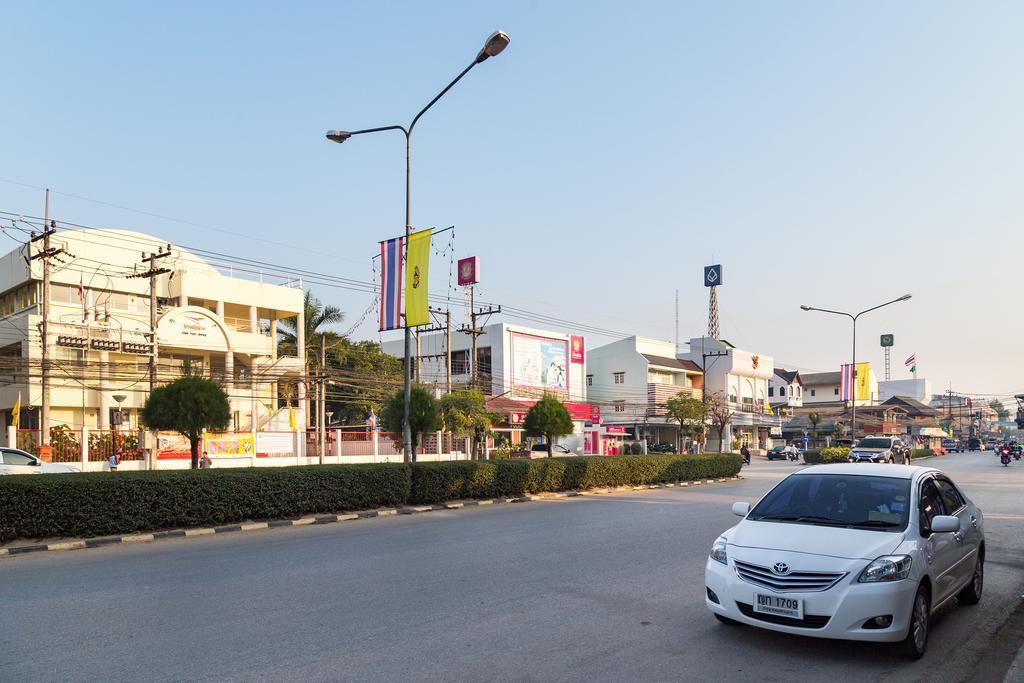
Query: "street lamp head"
800 305 812 311
476 30 510 63
325 130 352 144
899 294 912 301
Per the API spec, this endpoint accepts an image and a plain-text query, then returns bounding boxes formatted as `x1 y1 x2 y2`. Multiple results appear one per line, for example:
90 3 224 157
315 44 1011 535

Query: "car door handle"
971 515 978 529
954 532 964 544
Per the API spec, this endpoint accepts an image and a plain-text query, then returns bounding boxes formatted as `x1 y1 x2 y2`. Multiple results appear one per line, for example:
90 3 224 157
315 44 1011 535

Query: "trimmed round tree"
141 376 231 469
523 394 574 457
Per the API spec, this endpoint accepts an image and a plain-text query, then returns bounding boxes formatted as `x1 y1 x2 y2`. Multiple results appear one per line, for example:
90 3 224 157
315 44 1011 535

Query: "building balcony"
646 383 702 417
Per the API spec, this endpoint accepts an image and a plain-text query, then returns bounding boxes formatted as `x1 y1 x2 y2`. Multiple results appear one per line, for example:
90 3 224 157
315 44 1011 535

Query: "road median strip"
0 474 742 559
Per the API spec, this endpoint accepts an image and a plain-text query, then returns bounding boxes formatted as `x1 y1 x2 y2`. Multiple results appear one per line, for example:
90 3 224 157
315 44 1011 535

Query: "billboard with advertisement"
511 333 568 394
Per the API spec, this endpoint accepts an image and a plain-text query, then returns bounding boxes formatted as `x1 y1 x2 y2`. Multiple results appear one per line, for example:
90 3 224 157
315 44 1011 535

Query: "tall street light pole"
325 30 510 463
800 294 911 438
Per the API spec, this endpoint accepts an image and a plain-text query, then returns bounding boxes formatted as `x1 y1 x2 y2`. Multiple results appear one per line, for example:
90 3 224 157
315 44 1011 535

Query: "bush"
628 442 644 455
911 448 933 459
409 454 742 504
0 454 743 544
0 465 410 544
804 447 850 464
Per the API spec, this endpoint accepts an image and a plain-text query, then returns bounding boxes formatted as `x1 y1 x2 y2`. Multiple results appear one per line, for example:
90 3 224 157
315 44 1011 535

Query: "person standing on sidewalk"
107 451 119 472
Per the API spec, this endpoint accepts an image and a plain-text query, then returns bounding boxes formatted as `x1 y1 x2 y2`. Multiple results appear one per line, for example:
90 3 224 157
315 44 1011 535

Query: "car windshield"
748 474 911 532
856 438 892 449
770 446 785 451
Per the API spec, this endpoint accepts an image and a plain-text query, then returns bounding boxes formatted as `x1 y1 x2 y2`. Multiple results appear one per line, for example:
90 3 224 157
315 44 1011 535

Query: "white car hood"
729 520 904 560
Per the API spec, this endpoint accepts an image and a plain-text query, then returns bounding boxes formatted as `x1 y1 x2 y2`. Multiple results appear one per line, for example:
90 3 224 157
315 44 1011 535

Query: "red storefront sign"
604 426 628 435
570 335 585 364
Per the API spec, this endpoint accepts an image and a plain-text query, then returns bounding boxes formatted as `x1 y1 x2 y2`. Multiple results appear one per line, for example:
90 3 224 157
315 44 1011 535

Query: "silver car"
705 464 984 658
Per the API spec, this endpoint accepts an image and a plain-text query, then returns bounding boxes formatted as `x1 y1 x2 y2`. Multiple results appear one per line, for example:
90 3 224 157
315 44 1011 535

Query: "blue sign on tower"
704 264 723 287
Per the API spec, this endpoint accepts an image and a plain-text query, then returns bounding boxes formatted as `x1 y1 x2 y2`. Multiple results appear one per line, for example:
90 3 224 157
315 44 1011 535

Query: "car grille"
736 601 831 629
733 559 846 592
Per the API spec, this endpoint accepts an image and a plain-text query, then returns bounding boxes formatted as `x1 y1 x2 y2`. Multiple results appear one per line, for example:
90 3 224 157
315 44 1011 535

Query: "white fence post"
372 430 379 463
80 426 89 469
436 431 443 460
6 425 14 449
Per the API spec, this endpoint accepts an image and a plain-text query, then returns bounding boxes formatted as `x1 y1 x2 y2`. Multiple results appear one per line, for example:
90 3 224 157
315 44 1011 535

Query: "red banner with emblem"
570 336 584 364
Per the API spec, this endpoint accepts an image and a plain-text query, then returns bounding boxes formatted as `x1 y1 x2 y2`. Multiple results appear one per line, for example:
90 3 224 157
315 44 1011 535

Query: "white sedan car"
0 448 80 474
705 464 984 658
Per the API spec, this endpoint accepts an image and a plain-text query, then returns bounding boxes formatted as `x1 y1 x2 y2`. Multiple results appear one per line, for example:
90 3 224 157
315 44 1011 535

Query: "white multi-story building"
0 229 306 442
878 378 931 403
679 337 780 452
801 368 879 406
586 336 703 448
382 322 596 452
769 369 803 410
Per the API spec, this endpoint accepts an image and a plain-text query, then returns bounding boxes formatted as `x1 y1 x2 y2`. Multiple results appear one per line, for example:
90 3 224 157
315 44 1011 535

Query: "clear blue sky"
2 1 1022 398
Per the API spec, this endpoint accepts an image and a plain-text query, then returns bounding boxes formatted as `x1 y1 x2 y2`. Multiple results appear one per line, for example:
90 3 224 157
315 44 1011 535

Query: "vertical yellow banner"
855 362 871 401
404 228 432 327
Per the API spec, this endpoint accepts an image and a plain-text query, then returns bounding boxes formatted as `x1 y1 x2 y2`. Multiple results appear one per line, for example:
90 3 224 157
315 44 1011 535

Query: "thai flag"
379 236 404 331
839 363 854 401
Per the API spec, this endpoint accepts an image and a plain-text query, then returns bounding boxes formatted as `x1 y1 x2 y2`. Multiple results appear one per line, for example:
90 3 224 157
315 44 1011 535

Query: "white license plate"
753 593 803 619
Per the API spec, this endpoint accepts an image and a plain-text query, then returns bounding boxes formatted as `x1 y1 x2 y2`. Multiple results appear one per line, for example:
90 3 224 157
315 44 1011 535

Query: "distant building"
802 367 878 406
878 378 931 404
679 337 781 452
587 336 703 448
769 369 803 410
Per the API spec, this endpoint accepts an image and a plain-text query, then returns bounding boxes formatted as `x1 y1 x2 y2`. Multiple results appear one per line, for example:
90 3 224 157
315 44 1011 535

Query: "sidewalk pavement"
1006 646 1024 683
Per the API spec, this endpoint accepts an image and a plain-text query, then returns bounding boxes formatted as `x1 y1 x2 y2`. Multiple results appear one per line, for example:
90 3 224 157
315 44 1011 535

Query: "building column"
215 300 225 319
270 320 278 358
249 305 258 335
98 350 110 429
224 351 234 428
177 271 187 307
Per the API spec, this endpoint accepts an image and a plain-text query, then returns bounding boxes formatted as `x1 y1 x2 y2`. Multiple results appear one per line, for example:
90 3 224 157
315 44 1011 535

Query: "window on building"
811 389 816 397
586 375 593 387
768 386 775 397
834 387 839 396
614 401 625 412
647 369 673 385
451 349 470 375
613 372 625 384
0 283 38 318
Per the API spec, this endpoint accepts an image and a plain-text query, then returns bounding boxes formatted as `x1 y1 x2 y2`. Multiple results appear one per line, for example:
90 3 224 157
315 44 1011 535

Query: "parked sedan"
0 448 80 474
704 464 984 658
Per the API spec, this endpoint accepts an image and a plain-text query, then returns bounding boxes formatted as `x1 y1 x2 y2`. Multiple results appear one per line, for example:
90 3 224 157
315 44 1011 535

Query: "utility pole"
319 334 326 465
128 246 172 395
29 190 67 446
419 307 453 391
459 285 500 389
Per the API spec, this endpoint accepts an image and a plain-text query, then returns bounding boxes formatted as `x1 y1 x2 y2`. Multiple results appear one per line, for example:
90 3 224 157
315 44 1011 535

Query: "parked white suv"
704 464 984 658
0 448 80 475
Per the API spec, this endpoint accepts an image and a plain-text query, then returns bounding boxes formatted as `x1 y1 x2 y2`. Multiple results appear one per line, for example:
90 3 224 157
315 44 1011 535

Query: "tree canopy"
380 385 440 461
439 389 500 459
142 375 231 469
277 289 345 359
523 395 574 457
665 393 707 448
706 392 734 452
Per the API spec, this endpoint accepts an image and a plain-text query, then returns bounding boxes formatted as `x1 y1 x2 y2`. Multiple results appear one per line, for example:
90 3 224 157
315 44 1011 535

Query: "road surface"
2 451 1023 682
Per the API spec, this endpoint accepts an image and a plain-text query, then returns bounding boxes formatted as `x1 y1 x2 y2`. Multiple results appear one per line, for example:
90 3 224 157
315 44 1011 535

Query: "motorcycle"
1000 446 1012 466
788 448 800 462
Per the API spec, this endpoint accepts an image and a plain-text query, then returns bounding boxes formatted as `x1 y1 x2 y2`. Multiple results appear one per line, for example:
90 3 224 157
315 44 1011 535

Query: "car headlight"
858 555 913 583
710 536 728 565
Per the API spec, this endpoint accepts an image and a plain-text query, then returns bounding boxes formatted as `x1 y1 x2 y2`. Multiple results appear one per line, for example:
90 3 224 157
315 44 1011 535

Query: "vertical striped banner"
379 236 404 331
839 363 855 401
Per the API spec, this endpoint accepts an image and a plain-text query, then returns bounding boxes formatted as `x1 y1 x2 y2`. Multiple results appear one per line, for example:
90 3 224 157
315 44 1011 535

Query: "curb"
0 475 743 559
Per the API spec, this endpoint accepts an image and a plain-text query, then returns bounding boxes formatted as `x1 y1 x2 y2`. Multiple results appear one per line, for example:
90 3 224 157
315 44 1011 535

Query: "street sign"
704 264 722 287
880 333 894 348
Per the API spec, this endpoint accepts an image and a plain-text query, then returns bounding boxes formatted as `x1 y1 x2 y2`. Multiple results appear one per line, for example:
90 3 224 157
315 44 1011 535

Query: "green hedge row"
0 454 741 544
911 448 933 459
409 454 742 504
802 447 851 464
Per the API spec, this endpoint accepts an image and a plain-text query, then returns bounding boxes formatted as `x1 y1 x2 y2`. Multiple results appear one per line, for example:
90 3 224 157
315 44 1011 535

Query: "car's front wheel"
901 585 930 659
958 555 984 605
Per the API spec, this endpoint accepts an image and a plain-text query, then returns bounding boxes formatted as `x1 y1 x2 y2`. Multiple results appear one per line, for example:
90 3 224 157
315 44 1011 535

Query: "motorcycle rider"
740 444 751 465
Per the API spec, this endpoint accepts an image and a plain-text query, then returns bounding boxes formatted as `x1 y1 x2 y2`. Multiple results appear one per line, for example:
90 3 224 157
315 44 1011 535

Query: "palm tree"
808 412 822 446
277 290 344 429
278 290 345 358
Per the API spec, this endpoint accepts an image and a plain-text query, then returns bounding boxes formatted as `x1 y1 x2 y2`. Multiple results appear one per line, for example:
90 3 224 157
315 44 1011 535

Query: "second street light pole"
800 294 912 437
326 30 510 462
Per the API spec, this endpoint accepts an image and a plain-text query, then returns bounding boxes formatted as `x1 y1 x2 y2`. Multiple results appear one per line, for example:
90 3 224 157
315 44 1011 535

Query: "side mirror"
930 515 960 533
732 502 751 517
